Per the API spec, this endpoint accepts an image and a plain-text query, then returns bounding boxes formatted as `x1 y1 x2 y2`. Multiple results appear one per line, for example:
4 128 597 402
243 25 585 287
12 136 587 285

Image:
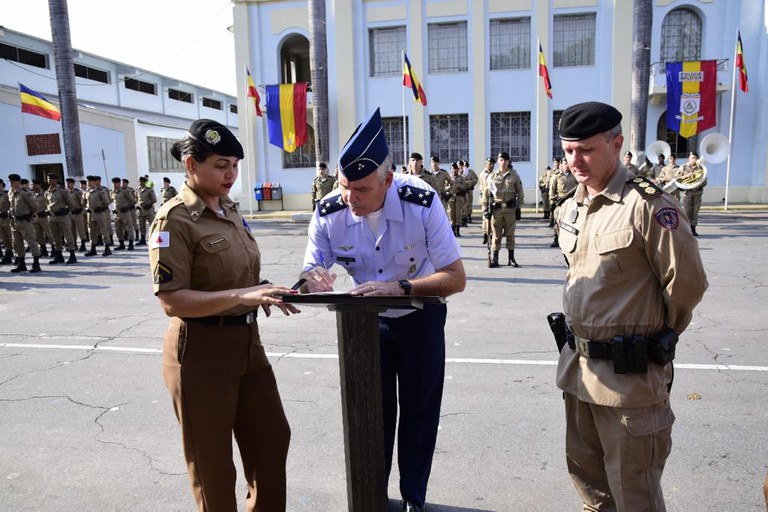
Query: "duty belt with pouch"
119 206 132 213
13 213 33 222
93 206 106 213
183 310 257 327
0 211 9 219
141 204 153 210
52 207 69 216
37 210 50 217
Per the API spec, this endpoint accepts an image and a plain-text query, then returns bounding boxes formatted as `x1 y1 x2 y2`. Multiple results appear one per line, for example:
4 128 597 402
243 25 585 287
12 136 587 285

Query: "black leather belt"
573 335 613 359
52 208 69 216
183 311 256 326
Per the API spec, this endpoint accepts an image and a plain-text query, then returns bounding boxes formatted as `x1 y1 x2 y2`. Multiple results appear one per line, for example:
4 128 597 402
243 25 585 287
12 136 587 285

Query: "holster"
547 313 571 353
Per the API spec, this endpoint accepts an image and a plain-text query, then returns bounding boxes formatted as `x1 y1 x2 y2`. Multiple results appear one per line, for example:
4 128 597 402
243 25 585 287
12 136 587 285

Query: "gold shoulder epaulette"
627 176 663 199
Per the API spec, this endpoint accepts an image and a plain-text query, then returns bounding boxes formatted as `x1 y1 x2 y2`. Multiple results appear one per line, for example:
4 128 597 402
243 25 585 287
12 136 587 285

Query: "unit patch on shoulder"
654 207 679 231
398 185 434 207
150 231 170 249
627 176 663 199
318 194 348 217
154 261 173 284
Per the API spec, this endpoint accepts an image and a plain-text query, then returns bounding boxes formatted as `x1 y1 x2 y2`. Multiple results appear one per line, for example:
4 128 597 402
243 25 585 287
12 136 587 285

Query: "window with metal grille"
553 13 596 67
229 104 238 114
657 112 698 158
382 116 409 167
168 89 193 103
202 98 223 110
369 26 406 77
660 8 702 64
489 17 531 70
74 63 109 83
0 42 48 69
283 126 316 168
552 110 565 160
490 112 531 161
125 78 157 95
428 22 468 73
429 114 469 164
147 136 185 173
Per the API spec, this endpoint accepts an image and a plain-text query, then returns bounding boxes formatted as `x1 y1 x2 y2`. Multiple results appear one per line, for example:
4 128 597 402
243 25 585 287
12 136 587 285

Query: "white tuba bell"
699 132 730 164
646 140 672 163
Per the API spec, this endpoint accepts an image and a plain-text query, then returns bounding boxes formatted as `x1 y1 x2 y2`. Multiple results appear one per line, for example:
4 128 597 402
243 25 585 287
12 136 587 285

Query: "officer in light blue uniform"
301 108 466 512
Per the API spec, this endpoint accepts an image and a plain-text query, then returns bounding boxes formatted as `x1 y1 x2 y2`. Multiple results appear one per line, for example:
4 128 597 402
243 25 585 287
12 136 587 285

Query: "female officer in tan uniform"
149 119 299 512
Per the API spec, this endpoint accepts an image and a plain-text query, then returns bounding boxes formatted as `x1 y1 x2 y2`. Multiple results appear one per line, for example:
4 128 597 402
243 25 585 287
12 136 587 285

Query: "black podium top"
282 293 445 310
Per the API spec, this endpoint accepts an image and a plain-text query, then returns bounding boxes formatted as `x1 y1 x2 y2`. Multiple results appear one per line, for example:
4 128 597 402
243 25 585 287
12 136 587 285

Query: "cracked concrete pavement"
1 210 767 511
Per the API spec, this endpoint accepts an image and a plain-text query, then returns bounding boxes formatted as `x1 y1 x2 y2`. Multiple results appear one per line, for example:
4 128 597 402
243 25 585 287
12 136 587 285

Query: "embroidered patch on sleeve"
655 207 679 230
150 231 170 249
154 261 173 284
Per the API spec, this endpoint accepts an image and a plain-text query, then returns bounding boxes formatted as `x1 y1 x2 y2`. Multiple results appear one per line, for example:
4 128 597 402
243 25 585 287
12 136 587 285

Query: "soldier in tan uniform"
31 179 53 257
650 154 665 183
676 151 707 236
310 162 337 211
44 173 77 264
66 178 88 251
122 179 139 239
110 177 136 251
84 176 112 257
657 154 680 201
149 119 297 512
429 156 451 214
136 176 157 245
553 101 708 512
407 152 437 191
623 151 640 177
477 157 494 245
539 165 556 220
460 160 478 225
485 152 524 267
446 162 467 237
0 179 13 265
161 177 178 204
549 160 578 247
7 174 42 273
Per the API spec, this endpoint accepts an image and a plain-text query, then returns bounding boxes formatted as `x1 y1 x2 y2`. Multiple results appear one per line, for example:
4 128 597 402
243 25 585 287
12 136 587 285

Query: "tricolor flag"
402 52 427 106
265 82 308 153
246 67 263 117
666 60 717 138
538 43 553 99
19 83 61 121
736 31 748 93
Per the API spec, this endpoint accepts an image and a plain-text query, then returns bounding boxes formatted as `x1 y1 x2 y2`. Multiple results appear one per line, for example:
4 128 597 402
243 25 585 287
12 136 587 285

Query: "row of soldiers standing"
1 173 178 274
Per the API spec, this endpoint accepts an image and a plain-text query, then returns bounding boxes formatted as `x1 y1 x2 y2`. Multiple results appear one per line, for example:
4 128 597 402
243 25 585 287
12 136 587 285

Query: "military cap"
8 174 21 182
559 101 623 141
20 178 29 185
65 177 75 183
122 178 130 183
46 173 59 179
430 155 440 162
79 179 87 184
163 177 171 183
486 157 494 163
171 118 244 162
111 177 121 183
31 178 42 185
498 152 510 161
409 152 423 161
139 176 148 182
338 108 389 182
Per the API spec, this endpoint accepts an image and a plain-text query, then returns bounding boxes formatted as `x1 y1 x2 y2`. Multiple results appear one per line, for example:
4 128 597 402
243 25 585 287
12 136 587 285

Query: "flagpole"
244 64 254 217
18 84 31 171
535 40 542 215
724 29 739 211
402 51 408 168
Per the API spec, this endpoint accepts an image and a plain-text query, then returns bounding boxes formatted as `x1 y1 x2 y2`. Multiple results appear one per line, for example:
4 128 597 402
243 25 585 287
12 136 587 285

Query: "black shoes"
550 235 559 248
508 250 520 268
692 226 699 236
401 500 424 512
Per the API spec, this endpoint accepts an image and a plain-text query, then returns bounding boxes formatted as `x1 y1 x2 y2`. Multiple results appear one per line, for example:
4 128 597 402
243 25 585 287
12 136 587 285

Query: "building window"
382 117 409 166
429 114 469 164
657 112 697 158
553 13 596 67
26 134 61 156
168 88 193 103
281 34 311 84
125 78 157 95
428 22 468 73
74 63 109 83
369 26 406 77
229 104 238 114
283 126 316 168
660 8 702 64
489 17 531 71
0 42 48 69
490 112 531 161
147 136 186 173
202 98 223 110
552 110 565 160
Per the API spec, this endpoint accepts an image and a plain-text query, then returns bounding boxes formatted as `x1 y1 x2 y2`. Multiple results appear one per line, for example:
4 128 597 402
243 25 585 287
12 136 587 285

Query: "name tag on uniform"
337 256 356 264
559 223 579 236
150 231 170 249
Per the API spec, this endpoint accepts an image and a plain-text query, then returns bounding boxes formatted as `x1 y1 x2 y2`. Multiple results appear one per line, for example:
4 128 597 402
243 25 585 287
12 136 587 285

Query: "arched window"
283 125 316 168
656 112 698 158
660 8 702 64
280 35 311 84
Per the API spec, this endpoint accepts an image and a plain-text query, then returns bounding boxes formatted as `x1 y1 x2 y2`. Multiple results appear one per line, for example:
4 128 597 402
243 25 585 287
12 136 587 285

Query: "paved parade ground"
1 209 767 511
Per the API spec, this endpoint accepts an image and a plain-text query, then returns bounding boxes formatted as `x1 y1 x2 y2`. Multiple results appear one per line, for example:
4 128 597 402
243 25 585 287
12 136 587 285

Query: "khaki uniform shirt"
463 169 479 190
447 172 467 196
555 165 708 407
111 188 134 211
625 163 640 177
9 187 38 217
675 163 707 195
539 169 554 190
486 168 524 206
45 185 71 214
162 186 178 203
411 170 437 192
86 187 110 211
138 186 157 209
33 191 47 214
311 176 337 202
658 164 678 187
149 184 261 317
0 189 11 214
67 187 84 210
432 169 451 200
478 169 492 206
549 171 577 204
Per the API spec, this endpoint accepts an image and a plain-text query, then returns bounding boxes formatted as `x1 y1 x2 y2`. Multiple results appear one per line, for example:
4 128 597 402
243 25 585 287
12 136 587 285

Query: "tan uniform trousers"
491 207 516 251
679 191 703 227
162 317 290 512
49 214 77 251
33 215 53 247
138 208 155 237
464 190 474 219
70 213 87 241
88 211 112 244
448 196 465 226
113 210 135 241
11 218 40 257
0 218 12 251
565 393 674 512
479 199 489 235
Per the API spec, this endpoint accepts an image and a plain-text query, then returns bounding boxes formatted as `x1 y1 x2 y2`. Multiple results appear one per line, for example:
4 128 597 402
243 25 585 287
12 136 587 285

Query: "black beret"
79 180 87 184
485 157 494 163
8 174 21 182
338 108 389 181
122 178 129 183
139 176 148 182
559 101 623 141
171 119 244 162
430 155 439 162
46 173 59 179
31 178 42 185
65 177 75 183
111 177 121 183
498 152 510 161
409 152 423 161
20 179 29 184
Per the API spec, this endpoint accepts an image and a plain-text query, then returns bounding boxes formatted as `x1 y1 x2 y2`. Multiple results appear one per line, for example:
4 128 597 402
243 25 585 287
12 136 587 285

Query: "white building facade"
234 0 768 210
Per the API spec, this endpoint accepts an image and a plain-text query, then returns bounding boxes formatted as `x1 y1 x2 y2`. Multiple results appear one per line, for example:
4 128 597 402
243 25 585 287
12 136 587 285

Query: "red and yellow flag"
665 60 717 138
538 43 552 99
736 31 748 93
19 83 61 121
246 67 263 117
402 52 427 106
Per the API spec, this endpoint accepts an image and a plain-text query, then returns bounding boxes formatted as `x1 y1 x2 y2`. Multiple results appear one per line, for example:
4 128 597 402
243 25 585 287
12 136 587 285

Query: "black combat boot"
85 244 98 257
134 229 139 239
115 241 126 250
490 250 500 268
691 226 698 236
40 244 48 257
548 218 555 228
1 250 13 265
29 256 42 273
102 245 112 257
482 233 488 245
78 241 87 252
136 236 146 246
49 250 65 265
508 250 519 268
544 210 550 219
550 235 559 248
467 214 473 224
66 251 77 264
10 257 27 273
461 217 467 227
127 240 134 251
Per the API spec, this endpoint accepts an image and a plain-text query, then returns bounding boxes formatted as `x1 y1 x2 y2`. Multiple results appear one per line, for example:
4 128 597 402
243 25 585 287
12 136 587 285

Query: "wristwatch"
397 279 412 296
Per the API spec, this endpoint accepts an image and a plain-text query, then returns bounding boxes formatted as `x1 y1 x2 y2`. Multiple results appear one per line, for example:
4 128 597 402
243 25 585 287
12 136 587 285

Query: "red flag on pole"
402 52 427 106
246 67 263 117
538 43 553 99
736 31 749 93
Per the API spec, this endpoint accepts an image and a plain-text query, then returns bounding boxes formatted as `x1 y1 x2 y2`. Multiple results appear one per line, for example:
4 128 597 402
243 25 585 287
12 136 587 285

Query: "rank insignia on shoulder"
318 194 348 217
398 185 434 207
154 261 173 284
654 207 679 230
627 176 662 199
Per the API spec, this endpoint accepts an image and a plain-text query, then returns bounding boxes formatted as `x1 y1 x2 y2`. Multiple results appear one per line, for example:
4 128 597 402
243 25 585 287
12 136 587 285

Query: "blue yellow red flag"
19 83 61 121
736 31 748 93
538 43 553 99
265 83 308 153
665 60 717 138
402 52 427 106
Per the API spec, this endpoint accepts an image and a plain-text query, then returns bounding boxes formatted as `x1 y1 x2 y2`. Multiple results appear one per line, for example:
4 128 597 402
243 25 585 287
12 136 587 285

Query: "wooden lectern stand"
282 294 445 512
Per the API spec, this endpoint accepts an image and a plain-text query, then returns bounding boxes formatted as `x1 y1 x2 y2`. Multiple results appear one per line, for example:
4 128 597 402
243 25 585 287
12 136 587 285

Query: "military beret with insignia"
171 118 244 162
559 101 623 141
409 152 423 161
338 108 389 182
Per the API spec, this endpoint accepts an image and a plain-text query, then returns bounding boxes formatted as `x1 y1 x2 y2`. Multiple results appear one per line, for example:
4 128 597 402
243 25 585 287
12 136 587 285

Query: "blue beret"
559 101 623 141
338 108 389 181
